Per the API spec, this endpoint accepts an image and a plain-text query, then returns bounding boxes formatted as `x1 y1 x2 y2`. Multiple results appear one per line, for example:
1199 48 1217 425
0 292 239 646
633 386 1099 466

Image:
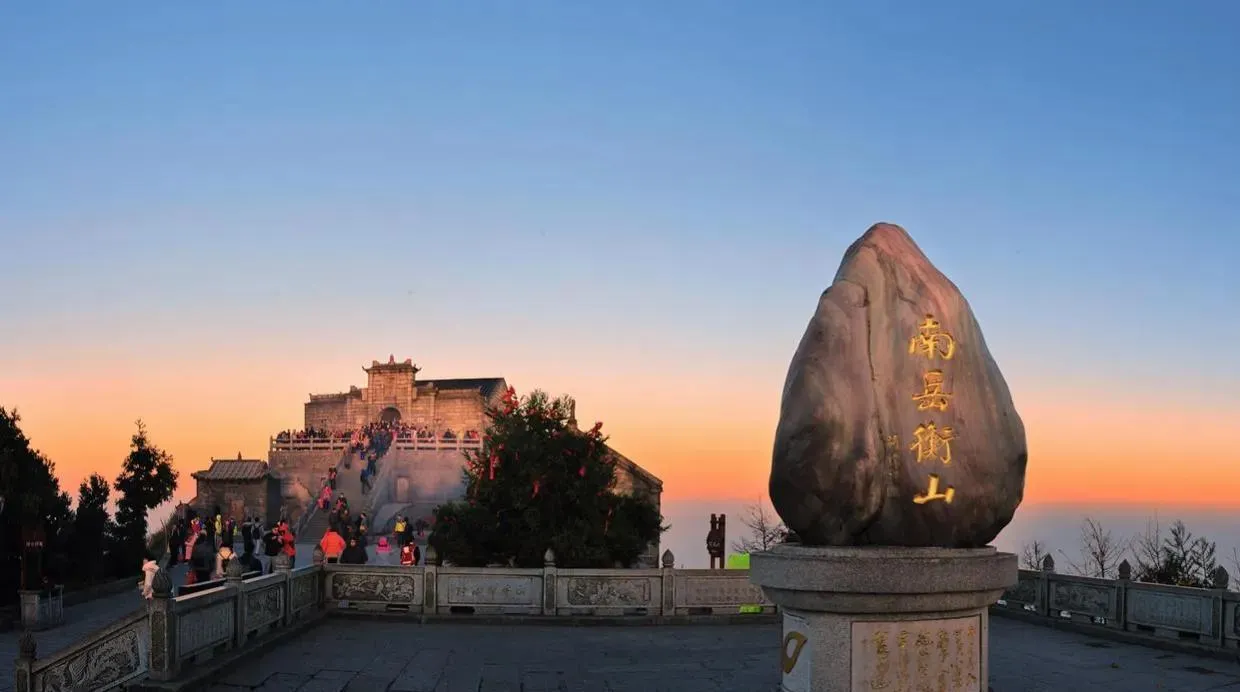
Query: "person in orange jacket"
319 528 346 563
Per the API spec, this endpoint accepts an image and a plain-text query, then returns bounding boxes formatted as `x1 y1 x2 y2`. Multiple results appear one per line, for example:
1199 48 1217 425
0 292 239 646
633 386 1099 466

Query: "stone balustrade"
993 556 1239 651
11 548 768 691
323 548 773 617
270 437 483 452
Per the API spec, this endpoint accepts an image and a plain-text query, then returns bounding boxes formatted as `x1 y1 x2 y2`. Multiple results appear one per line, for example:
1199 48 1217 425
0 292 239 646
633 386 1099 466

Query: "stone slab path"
201 617 1240 692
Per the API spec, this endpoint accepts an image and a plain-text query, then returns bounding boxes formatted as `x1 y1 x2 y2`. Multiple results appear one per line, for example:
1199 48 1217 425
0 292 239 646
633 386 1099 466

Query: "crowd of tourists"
276 423 481 445
156 506 299 592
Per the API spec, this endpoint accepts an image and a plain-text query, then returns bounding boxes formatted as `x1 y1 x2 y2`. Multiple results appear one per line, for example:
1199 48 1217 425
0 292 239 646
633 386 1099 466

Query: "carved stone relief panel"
331 573 418 603
442 575 538 606
1126 589 1215 635
246 586 285 630
178 601 235 657
564 577 653 607
1048 581 1113 619
678 577 768 606
38 618 149 692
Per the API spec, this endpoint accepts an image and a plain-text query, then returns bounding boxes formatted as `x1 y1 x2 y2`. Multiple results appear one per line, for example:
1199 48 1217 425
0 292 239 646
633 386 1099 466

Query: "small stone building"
190 455 283 523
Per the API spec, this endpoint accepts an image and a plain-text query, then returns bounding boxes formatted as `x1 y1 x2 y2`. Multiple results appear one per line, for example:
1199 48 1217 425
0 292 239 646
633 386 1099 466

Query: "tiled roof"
421 377 507 400
192 459 271 482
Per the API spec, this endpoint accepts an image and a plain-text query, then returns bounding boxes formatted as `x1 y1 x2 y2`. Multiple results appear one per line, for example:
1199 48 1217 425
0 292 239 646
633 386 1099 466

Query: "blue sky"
2 0 1238 405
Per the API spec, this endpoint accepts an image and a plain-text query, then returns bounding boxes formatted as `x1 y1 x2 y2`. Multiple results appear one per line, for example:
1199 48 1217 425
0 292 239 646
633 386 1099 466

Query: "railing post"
1209 566 1230 646
1038 554 1055 617
542 549 557 616
1116 559 1132 629
423 546 439 614
148 567 180 681
226 560 246 647
273 553 292 626
660 549 676 617
13 630 35 692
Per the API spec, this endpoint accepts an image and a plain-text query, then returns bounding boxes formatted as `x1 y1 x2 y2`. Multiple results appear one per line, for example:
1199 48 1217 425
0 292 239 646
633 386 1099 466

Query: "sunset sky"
2 1 1238 540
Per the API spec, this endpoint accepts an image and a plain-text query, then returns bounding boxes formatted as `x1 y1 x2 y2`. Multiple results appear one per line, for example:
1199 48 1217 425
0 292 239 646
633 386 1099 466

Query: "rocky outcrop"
770 223 1027 548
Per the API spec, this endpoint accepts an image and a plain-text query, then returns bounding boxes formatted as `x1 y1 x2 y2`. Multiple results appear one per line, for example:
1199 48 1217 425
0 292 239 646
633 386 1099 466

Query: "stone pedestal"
18 591 40 630
750 544 1016 692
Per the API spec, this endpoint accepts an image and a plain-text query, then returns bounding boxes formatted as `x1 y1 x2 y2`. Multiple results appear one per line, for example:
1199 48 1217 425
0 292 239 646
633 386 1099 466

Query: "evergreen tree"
112 421 178 575
429 388 664 568
0 407 74 599
73 473 114 583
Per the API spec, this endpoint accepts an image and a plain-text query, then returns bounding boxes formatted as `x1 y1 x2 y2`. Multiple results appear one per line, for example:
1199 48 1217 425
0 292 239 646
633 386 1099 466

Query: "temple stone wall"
193 477 282 525
269 449 347 521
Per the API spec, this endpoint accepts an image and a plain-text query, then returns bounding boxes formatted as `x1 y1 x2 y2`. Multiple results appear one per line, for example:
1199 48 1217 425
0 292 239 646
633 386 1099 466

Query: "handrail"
270 437 482 452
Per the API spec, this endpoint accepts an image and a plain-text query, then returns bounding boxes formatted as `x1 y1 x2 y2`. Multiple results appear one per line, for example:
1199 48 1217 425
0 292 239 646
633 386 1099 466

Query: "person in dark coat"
339 536 368 565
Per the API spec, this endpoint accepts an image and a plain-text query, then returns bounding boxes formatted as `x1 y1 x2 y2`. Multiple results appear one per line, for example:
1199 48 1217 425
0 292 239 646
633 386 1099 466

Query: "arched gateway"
379 407 401 423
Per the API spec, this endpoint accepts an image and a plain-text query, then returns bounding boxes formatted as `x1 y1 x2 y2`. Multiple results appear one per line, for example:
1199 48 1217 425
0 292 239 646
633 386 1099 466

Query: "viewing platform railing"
270 437 484 452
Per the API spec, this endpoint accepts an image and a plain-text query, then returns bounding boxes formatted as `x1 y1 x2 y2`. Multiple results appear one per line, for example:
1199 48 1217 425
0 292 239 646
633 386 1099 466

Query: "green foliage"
73 473 115 582
429 389 664 568
112 420 177 575
1132 520 1218 588
0 407 74 599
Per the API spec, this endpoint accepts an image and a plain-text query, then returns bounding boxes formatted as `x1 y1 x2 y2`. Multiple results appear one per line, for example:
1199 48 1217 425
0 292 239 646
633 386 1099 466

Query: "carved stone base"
18 591 40 630
750 545 1016 692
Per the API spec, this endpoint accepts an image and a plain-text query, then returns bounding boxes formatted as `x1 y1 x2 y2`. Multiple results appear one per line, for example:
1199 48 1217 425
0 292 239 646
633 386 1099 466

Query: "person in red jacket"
278 521 297 569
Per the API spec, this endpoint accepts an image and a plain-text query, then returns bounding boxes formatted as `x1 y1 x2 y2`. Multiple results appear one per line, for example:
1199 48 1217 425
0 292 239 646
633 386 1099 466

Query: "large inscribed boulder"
770 223 1026 548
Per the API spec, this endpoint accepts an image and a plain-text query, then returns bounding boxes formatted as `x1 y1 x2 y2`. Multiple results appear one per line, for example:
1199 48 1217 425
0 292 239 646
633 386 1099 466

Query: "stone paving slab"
201 617 1240 692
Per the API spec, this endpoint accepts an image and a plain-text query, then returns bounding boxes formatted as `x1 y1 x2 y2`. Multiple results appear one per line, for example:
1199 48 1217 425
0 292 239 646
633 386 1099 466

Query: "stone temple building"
195 357 665 566
190 454 283 524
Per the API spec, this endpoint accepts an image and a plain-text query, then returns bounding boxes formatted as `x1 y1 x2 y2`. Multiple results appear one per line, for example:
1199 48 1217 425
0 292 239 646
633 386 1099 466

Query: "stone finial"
18 629 36 659
272 553 291 572
1041 554 1055 573
151 567 173 598
661 549 675 568
312 545 325 566
225 559 246 581
543 548 556 567
1211 565 1230 590
1118 559 1132 581
424 545 439 566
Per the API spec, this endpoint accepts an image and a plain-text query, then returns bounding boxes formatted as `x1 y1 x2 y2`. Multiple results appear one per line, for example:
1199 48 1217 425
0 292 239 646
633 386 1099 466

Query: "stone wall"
268 450 347 522
192 478 282 524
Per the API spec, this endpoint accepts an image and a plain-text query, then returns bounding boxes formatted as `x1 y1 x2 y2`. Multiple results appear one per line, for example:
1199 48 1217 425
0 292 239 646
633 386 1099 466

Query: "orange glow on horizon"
1 364 1238 511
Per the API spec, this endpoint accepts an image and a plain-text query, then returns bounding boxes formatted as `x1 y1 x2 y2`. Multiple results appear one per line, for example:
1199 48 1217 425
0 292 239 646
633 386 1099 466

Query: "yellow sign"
913 474 955 505
911 369 952 412
909 422 955 465
908 314 956 361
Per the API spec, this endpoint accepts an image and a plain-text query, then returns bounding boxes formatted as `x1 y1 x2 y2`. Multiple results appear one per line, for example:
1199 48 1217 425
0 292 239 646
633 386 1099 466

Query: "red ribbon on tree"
578 465 586 477
604 506 614 534
488 453 500 480
532 480 541 497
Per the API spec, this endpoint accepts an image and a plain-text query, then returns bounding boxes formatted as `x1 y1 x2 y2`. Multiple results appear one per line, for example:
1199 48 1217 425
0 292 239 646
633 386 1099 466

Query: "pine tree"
73 473 114 583
112 420 178 575
429 388 664 568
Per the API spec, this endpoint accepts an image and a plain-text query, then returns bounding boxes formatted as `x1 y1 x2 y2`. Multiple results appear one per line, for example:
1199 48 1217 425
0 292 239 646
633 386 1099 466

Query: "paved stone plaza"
200 617 1240 692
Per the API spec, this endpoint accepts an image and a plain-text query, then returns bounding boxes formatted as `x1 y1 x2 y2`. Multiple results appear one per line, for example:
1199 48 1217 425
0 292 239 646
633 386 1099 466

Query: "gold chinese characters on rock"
907 315 959 505
851 617 981 692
